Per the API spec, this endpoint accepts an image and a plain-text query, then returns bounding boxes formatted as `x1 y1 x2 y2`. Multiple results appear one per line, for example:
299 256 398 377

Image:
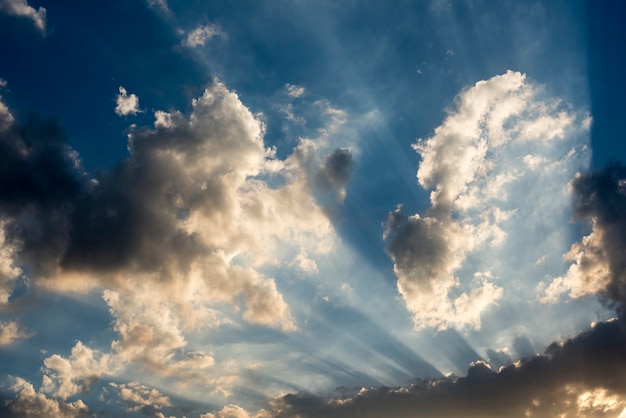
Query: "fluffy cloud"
110 381 171 413
4 377 88 418
541 164 626 312
42 341 111 400
115 86 141 116
200 404 272 418
384 71 590 330
0 320 31 345
0 80 350 395
0 0 46 33
183 24 222 47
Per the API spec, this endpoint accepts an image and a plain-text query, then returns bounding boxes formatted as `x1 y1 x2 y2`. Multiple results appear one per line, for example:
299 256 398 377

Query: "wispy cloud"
182 24 222 47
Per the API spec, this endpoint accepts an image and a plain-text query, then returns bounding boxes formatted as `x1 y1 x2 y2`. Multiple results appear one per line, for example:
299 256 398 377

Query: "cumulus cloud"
115 86 141 116
541 164 626 312
4 377 88 418
0 80 350 395
0 320 31 344
0 0 46 33
384 70 590 330
110 381 171 414
42 341 111 400
183 24 222 47
272 318 626 417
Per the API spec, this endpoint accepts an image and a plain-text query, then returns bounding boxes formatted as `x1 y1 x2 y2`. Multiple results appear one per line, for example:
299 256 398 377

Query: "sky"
0 0 626 417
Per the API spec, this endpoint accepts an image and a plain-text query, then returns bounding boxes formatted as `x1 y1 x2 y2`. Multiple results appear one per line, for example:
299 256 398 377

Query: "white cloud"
110 381 171 412
7 377 88 418
42 341 111 400
385 71 590 330
200 404 272 418
114 86 141 116
0 79 351 399
539 221 611 303
286 84 305 98
183 24 222 47
0 0 46 33
0 321 31 345
0 221 21 305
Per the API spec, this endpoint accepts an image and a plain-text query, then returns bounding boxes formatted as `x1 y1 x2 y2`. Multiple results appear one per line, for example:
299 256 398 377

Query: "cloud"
285 84 305 98
0 80 349 396
0 0 46 33
541 164 626 312
200 404 272 418
0 320 31 344
42 341 111 400
272 318 626 417
384 70 590 330
183 24 222 47
4 377 88 418
147 0 169 13
115 86 141 116
110 381 171 413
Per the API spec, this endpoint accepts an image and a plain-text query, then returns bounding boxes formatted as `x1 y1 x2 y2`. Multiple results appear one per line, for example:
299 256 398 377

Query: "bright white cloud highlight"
115 86 141 116
385 70 590 330
0 0 46 32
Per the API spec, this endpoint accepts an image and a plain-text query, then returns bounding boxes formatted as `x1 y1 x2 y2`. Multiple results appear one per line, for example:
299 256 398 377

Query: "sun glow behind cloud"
385 70 592 331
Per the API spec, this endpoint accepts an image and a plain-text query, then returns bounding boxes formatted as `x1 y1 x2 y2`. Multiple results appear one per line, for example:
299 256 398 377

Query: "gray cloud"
571 163 626 313
273 318 626 417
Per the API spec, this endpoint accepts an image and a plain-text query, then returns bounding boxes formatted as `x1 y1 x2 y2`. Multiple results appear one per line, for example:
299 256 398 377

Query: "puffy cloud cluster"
541 164 626 312
0 80 352 396
110 381 171 414
4 378 88 418
0 0 46 33
115 86 141 116
384 71 590 330
41 341 111 400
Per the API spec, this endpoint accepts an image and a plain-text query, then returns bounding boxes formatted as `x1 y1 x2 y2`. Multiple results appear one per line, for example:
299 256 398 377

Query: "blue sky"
1 1 626 417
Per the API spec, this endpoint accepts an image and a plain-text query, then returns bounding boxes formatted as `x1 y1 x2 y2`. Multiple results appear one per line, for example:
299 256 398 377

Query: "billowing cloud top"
0 79 354 414
385 71 590 330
